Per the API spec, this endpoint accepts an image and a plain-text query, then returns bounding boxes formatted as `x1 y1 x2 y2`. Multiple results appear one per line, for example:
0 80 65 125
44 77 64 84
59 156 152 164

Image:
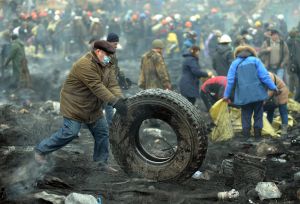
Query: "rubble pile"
0 103 299 203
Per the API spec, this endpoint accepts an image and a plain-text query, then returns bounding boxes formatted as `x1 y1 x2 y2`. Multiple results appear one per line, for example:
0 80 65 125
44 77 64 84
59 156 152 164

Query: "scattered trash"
294 172 300 181
220 159 234 177
256 142 278 157
0 146 34 155
255 182 282 200
0 124 9 130
34 191 65 204
143 128 163 138
291 138 300 146
234 153 266 188
65 192 97 204
270 158 287 163
192 170 211 180
248 199 256 204
217 189 239 200
19 108 29 114
192 170 202 179
39 100 60 114
37 176 73 189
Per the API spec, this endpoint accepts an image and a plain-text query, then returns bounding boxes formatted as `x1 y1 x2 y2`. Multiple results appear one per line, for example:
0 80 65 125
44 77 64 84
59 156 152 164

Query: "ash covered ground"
0 55 300 204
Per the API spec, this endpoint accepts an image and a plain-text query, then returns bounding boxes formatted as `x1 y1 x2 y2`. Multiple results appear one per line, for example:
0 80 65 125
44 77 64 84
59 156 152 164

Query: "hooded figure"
223 45 277 139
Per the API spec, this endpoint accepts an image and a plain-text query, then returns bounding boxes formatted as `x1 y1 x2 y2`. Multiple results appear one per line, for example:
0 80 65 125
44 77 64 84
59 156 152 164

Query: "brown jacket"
260 39 289 68
268 72 289 104
138 50 171 89
60 51 122 123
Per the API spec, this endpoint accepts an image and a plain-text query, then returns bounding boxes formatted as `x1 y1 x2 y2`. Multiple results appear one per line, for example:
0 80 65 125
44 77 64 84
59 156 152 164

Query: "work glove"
274 88 282 96
113 98 128 116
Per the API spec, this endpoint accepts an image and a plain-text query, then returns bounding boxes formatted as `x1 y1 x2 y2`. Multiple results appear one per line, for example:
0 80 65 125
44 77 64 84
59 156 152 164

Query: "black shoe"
254 128 262 140
242 128 251 137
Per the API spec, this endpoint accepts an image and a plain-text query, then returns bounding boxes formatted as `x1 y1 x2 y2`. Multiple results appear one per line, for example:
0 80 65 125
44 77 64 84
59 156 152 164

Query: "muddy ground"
0 54 300 204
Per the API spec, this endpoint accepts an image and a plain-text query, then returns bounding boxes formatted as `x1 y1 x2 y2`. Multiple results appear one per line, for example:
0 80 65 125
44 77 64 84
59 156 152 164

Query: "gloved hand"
113 98 128 116
274 88 282 96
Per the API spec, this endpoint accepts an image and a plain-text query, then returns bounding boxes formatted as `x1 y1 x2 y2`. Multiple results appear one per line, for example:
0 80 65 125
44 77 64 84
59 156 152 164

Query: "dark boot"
281 124 288 139
242 128 251 137
254 128 262 140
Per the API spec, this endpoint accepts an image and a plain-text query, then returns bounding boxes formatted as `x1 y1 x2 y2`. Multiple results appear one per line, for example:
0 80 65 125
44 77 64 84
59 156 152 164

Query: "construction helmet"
277 14 284 20
185 21 192 28
255 20 262 27
152 39 164 49
219 34 232 43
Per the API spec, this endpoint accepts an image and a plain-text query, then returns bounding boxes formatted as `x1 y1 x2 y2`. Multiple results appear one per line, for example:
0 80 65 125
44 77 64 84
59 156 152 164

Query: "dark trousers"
200 91 217 111
185 96 196 105
266 104 288 125
241 101 264 129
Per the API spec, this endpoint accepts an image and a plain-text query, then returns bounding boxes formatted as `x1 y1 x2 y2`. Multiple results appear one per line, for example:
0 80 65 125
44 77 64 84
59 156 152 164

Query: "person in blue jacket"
179 46 213 104
223 45 279 139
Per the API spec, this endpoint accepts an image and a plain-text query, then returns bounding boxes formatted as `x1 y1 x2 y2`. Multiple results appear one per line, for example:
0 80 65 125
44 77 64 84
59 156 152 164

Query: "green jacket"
5 39 26 77
60 51 122 123
138 50 171 89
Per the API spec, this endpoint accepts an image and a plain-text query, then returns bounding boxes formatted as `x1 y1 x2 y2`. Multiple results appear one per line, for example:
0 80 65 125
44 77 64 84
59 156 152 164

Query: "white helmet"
219 34 232 43
277 14 284 20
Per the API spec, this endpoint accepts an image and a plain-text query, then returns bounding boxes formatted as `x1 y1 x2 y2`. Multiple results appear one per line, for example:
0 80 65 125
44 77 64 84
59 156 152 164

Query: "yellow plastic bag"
230 107 242 132
261 113 279 137
288 99 300 113
209 99 234 142
272 115 294 133
229 108 279 138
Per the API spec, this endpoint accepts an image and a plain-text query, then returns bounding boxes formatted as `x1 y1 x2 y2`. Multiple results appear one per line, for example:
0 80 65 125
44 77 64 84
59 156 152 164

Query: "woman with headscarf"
179 46 213 104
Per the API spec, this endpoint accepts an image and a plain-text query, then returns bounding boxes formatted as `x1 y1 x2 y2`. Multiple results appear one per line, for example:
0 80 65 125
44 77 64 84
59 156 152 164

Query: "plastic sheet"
209 100 234 142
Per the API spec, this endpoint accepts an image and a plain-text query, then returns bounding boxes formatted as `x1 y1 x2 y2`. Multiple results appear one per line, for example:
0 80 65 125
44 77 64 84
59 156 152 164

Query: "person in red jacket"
200 76 227 110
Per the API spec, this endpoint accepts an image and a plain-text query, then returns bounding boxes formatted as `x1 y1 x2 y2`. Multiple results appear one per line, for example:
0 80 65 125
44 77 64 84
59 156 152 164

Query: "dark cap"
106 32 119 42
93 40 115 54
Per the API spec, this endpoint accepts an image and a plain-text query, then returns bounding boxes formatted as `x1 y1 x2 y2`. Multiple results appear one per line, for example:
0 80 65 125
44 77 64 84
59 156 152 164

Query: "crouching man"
34 40 127 173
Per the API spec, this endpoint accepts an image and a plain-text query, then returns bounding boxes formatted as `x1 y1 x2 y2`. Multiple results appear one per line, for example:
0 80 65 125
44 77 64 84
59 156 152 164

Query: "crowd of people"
0 0 300 172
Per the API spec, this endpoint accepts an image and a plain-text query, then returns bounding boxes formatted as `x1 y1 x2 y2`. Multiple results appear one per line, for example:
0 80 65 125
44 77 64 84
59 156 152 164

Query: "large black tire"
110 89 208 182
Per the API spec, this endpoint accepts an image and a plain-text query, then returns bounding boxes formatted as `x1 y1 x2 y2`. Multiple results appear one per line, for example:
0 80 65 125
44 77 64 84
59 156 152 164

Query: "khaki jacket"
60 51 122 123
260 39 289 68
268 72 289 104
138 50 171 89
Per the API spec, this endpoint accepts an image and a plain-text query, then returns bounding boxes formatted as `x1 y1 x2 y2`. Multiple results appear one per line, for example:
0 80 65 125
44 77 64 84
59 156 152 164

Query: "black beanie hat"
106 33 119 42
